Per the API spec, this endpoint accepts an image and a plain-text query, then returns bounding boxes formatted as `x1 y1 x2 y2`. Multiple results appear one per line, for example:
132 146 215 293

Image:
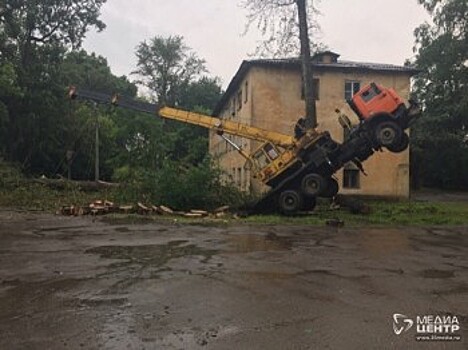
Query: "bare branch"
240 0 324 57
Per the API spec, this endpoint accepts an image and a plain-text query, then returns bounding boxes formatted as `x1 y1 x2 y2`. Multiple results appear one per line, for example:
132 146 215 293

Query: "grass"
98 200 468 227
0 162 115 211
1 161 467 226
241 200 468 226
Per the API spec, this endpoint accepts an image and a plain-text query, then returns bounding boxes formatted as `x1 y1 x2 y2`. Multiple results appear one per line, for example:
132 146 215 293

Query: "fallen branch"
33 178 119 191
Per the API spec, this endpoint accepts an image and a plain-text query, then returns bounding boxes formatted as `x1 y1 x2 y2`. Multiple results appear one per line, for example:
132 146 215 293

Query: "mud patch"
226 233 291 253
86 240 219 268
77 296 128 307
420 269 455 279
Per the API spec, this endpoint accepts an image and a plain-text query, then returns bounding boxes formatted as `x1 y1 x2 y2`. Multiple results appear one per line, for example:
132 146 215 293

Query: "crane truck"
68 82 419 215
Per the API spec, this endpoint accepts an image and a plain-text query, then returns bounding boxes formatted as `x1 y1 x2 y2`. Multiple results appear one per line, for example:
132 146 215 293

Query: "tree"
0 0 108 174
241 0 324 58
133 35 207 106
241 0 321 127
411 0 468 189
1 0 106 63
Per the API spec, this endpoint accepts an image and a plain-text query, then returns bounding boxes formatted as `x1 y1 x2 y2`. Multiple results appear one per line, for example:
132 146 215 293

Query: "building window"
237 90 242 110
345 81 361 101
231 98 236 117
301 78 320 100
343 167 360 189
244 81 249 103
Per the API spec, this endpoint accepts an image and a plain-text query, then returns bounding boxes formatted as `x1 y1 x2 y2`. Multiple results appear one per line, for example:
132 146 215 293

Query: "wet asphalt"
0 211 466 349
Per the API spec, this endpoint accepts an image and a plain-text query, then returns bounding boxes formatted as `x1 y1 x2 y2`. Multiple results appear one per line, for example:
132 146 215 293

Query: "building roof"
213 56 419 116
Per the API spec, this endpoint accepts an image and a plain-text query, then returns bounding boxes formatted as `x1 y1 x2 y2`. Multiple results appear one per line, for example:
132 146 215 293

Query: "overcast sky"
83 0 430 88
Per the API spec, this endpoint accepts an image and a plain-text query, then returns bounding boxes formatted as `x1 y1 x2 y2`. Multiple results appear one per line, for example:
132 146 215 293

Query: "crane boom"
69 87 296 148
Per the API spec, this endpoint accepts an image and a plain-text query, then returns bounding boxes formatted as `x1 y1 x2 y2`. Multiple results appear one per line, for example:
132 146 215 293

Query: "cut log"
159 205 174 215
137 202 151 215
190 210 209 216
184 213 204 218
213 205 230 214
32 178 119 191
151 205 163 215
119 205 133 214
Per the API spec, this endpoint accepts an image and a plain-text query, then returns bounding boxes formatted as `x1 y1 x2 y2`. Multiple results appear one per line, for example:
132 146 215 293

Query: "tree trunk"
296 0 317 129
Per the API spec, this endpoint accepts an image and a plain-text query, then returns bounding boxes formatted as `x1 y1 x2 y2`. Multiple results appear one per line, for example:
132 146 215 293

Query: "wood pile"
59 200 230 218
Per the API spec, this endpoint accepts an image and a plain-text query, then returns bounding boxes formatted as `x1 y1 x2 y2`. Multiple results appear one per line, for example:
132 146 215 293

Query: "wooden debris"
59 200 232 219
151 205 162 215
184 213 204 218
34 178 119 191
190 210 208 216
159 205 174 215
119 205 133 214
137 202 151 215
213 205 230 213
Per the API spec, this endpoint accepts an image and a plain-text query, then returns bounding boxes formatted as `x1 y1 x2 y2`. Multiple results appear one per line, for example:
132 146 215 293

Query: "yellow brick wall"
210 64 412 198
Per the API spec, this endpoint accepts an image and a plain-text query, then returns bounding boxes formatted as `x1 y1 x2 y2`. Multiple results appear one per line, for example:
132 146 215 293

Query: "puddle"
86 240 219 268
226 233 291 253
420 269 455 279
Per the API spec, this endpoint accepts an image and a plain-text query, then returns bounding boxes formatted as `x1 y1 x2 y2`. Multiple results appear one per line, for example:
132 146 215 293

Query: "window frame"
344 80 361 101
343 167 360 189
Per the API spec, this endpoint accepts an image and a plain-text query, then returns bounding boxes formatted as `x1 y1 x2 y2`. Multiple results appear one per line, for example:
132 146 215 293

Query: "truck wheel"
374 121 402 147
322 178 339 198
301 173 327 197
386 133 409 153
278 190 303 215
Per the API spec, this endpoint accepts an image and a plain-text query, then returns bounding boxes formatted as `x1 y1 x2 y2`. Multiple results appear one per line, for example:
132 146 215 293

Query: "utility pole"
94 104 100 182
296 0 317 129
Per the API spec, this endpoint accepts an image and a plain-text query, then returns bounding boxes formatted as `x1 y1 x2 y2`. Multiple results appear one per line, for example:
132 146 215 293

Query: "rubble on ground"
58 200 230 219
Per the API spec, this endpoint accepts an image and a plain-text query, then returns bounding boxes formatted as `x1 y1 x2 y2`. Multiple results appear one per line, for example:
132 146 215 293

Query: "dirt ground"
0 211 467 349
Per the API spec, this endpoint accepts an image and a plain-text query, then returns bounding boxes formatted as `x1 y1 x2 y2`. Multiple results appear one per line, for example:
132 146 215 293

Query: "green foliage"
411 0 468 189
113 158 243 211
61 50 137 96
133 35 207 106
0 0 111 176
0 8 228 211
0 0 106 55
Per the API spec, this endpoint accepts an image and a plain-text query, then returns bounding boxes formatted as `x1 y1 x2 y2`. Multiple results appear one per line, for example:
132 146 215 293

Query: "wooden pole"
94 104 100 182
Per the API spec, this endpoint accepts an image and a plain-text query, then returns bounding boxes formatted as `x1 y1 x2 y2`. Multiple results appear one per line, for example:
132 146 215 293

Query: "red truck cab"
349 83 405 121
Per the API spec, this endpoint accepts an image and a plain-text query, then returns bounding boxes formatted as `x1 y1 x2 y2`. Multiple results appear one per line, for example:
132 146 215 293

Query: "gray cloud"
83 0 429 88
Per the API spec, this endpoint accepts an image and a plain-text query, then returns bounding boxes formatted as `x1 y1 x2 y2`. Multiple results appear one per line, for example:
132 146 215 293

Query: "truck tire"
374 121 402 147
301 173 327 197
278 190 303 215
386 133 409 153
322 178 339 198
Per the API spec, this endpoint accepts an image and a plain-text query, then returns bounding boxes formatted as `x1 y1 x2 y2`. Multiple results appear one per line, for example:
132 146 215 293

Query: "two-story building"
209 51 418 198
